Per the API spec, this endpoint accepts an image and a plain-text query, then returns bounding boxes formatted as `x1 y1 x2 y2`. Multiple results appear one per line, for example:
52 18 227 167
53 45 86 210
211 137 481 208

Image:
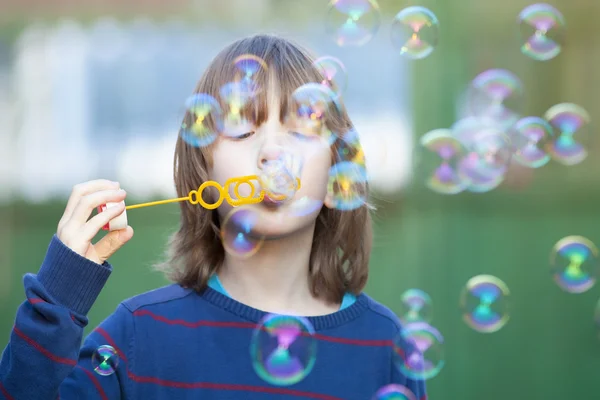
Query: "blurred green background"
2 0 600 399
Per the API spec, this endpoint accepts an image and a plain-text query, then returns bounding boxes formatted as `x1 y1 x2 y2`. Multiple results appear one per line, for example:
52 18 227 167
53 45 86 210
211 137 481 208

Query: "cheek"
298 148 332 199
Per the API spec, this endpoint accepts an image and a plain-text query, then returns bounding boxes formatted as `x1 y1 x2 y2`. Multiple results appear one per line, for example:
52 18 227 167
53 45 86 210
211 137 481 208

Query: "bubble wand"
99 174 301 231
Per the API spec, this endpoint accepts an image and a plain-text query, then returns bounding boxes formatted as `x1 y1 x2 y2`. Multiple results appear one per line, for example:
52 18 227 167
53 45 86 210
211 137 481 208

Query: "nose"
257 142 285 169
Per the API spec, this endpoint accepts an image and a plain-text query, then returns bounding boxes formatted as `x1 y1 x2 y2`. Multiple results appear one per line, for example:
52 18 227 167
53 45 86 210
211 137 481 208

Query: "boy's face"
208 87 334 239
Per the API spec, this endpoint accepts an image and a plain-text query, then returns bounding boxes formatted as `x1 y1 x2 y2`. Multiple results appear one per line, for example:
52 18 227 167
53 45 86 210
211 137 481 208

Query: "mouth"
262 193 286 208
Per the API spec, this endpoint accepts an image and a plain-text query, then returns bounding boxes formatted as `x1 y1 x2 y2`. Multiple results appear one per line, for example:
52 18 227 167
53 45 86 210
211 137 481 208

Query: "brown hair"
155 33 373 304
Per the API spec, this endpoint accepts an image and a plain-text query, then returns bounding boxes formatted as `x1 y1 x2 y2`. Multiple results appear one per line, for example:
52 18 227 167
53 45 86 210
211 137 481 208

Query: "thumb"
94 226 134 263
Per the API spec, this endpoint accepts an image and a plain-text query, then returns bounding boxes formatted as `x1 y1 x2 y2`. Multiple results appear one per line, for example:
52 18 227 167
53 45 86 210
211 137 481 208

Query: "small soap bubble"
371 384 417 400
180 94 224 148
400 289 433 325
510 116 554 168
518 3 566 61
259 154 301 202
221 207 265 258
460 275 510 333
325 0 381 47
313 56 348 97
391 6 439 60
327 161 368 210
544 103 590 166
393 322 444 380
550 236 599 294
336 129 365 166
250 314 317 386
466 69 524 129
458 128 512 193
92 345 119 376
418 129 469 195
219 80 257 138
288 83 338 141
233 54 268 93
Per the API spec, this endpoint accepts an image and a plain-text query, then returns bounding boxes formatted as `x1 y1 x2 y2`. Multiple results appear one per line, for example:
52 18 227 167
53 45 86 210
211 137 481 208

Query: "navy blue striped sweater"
0 236 426 399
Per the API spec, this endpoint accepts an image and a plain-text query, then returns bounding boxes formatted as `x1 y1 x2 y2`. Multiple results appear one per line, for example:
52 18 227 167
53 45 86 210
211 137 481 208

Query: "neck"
217 222 339 316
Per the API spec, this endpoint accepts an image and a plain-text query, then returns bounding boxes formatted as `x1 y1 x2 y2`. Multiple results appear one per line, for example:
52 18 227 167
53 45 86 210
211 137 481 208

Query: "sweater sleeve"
0 236 133 400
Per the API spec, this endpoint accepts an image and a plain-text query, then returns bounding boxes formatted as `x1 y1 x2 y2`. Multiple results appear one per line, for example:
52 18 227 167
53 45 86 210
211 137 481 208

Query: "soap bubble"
180 94 223 148
391 6 439 60
250 314 317 386
325 0 381 47
92 345 120 376
510 116 554 168
313 56 348 97
399 289 433 324
466 69 524 129
460 275 510 333
233 54 268 93
544 103 590 166
288 83 339 141
550 236 599 294
457 127 512 193
417 129 469 195
219 80 258 138
327 161 368 210
221 207 265 258
393 322 444 380
518 3 566 61
259 153 302 202
371 384 417 400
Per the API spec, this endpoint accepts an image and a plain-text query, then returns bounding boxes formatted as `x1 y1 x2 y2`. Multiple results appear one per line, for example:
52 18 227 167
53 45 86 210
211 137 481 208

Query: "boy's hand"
57 180 134 265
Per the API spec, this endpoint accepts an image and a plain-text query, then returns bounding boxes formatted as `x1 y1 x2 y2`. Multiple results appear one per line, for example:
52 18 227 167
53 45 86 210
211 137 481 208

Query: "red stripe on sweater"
76 366 109 400
0 381 14 400
28 298 46 305
94 327 128 363
133 310 394 347
13 326 77 366
126 373 343 400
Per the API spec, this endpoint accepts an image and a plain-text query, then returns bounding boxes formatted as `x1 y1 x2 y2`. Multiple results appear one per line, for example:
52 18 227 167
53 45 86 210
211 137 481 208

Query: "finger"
94 226 134 264
81 201 126 242
60 180 120 226
70 189 127 227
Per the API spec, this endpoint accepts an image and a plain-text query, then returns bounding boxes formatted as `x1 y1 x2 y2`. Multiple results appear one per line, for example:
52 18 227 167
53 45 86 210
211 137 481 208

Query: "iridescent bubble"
233 54 268 93
327 161 368 210
259 153 302 202
550 236 599 294
510 116 554 168
418 129 469 195
250 314 317 386
221 207 265 258
460 275 510 333
393 322 444 380
92 345 120 376
466 69 524 129
457 128 512 193
325 0 381 47
391 6 439 60
180 93 223 148
544 103 590 166
288 83 339 141
400 289 433 325
313 56 348 97
336 129 365 166
518 3 566 61
219 80 257 138
371 384 417 400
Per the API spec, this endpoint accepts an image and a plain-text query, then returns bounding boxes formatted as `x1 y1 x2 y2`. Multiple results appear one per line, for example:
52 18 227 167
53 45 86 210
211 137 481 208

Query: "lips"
262 193 285 207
